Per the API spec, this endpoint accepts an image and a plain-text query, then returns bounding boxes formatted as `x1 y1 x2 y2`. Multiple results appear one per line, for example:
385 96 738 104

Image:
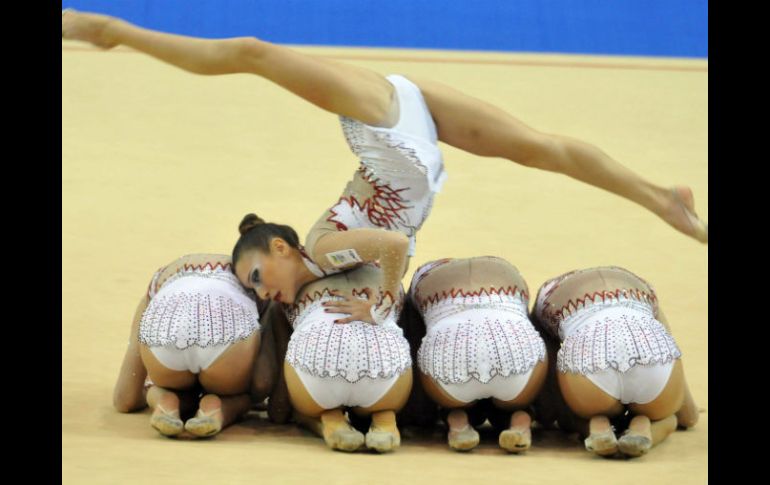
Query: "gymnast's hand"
323 289 378 324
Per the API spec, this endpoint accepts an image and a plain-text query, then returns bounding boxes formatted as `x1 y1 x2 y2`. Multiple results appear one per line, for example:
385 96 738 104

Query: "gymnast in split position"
63 8 707 331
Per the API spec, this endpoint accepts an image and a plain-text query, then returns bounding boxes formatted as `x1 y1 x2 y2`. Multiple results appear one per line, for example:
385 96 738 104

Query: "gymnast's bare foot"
660 186 708 244
62 9 120 49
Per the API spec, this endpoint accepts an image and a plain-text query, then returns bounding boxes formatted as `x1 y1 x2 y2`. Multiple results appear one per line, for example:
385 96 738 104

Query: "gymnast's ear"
269 237 291 256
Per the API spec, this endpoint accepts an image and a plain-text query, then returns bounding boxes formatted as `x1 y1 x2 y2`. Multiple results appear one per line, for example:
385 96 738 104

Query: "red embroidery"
151 261 234 298
552 288 658 321
326 168 414 231
351 288 373 299
418 286 528 308
292 289 339 309
179 261 232 272
535 267 660 339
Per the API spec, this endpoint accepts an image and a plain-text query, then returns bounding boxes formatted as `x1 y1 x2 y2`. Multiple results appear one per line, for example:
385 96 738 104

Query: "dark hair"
232 213 301 268
394 297 439 428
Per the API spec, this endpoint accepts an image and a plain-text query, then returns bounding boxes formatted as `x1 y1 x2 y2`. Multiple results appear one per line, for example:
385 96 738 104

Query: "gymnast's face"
234 238 298 304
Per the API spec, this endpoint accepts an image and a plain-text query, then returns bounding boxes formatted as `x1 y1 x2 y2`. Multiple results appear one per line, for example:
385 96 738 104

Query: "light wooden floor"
62 43 707 484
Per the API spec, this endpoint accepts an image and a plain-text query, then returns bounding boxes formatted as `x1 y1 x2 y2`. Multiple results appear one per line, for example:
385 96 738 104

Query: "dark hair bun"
238 213 266 235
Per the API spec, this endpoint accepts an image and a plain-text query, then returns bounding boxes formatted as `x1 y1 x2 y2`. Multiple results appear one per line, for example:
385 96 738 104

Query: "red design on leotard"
537 286 658 339
326 167 414 232
292 289 338 307
148 261 234 299
417 286 528 311
552 288 657 320
179 261 232 272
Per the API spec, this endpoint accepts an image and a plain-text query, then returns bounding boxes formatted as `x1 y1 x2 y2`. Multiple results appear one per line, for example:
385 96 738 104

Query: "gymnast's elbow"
381 231 409 255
